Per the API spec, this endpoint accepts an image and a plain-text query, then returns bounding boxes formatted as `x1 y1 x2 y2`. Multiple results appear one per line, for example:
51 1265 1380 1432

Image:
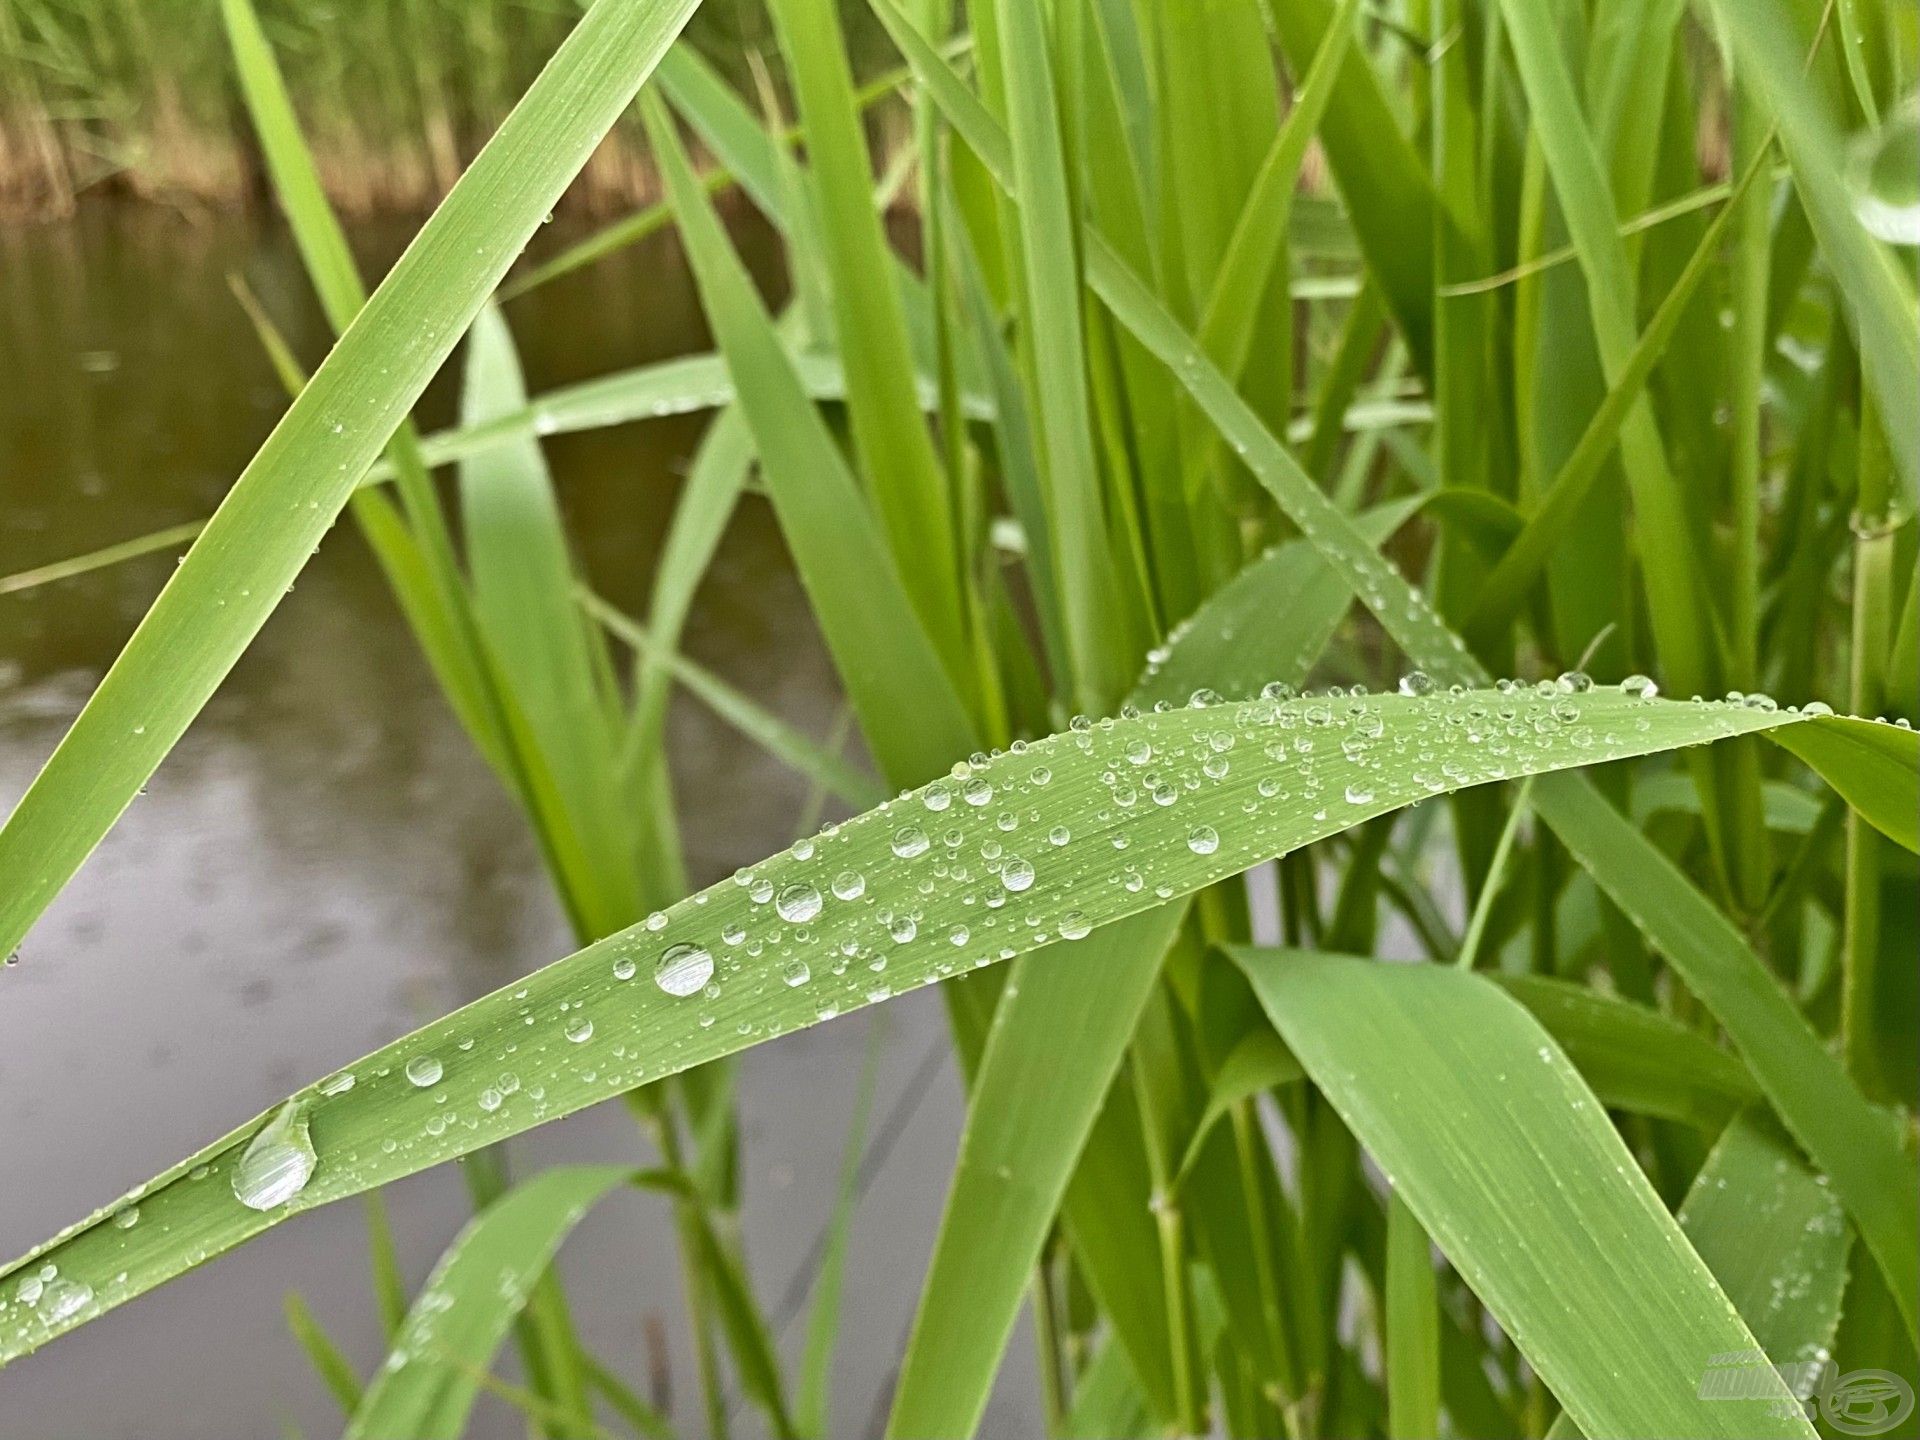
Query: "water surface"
0 206 1036 1438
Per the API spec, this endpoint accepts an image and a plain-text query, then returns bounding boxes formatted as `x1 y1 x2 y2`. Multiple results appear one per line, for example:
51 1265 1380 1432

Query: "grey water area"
0 207 1039 1438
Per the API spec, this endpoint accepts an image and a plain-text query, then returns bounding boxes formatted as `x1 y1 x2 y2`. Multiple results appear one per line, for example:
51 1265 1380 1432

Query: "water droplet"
1802 700 1834 717
655 943 714 997
888 913 918 943
1398 671 1435 697
111 1205 140 1230
1048 825 1070 846
405 1055 443 1088
564 1015 594 1044
1849 100 1920 244
1187 825 1220 855
1002 857 1035 892
613 956 637 981
962 777 993 806
1619 674 1658 699
782 958 811 987
1345 784 1375 805
478 1088 504 1112
318 1071 356 1096
1557 671 1592 693
892 826 931 858
831 870 866 901
923 782 952 811
39 1278 92 1324
1058 911 1092 941
232 1102 318 1211
775 883 823 924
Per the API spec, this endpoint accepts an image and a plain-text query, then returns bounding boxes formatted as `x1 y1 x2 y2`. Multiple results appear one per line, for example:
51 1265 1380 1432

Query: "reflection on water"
0 207 1034 1437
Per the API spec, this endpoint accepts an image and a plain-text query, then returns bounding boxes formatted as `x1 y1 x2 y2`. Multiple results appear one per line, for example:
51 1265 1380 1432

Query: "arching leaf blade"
0 692 1833 1363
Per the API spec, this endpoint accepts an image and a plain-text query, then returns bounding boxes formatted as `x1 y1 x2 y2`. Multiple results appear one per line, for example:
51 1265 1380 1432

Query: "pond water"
0 207 1036 1437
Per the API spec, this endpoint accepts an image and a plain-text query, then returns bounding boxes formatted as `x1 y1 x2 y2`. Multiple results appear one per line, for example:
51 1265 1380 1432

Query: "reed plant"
0 0 1916 1436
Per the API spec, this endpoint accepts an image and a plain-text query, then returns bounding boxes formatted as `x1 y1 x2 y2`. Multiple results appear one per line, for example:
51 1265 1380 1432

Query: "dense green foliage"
1 0 1916 1436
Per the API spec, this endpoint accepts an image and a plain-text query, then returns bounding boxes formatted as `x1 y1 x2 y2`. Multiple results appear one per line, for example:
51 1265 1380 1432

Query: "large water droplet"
1619 674 1658 699
831 870 866 901
232 1102 318 1211
613 956 637 981
775 883 823 924
564 1015 594 1044
1002 857 1035 892
655 942 714 997
39 1278 92 1324
892 826 931 858
1850 101 1920 244
1187 825 1220 855
405 1055 443 1088
1058 911 1092 941
783 958 811 987
1398 671 1435 697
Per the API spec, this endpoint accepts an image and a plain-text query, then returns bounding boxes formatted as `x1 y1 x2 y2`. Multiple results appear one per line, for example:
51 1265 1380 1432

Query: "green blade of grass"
1260 0 1438 373
640 87 978 789
1531 770 1920 1347
1384 1192 1440 1440
363 1191 409 1341
1496 0 1716 697
347 1166 663 1440
459 303 635 909
991 0 1135 713
764 0 970 686
1707 0 1920 503
1460 132 1777 644
1767 713 1919 853
1488 975 1759 1131
0 0 705 963
1133 500 1421 707
793 1018 883 1439
1061 1333 1151 1439
0 689 1825 1362
499 51 933 300
1235 948 1815 1439
1546 1110 1853 1439
585 593 888 812
285 1291 364 1414
885 906 1186 1439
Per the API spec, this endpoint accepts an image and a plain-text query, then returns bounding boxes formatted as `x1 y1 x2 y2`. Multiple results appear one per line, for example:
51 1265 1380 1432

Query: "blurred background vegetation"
0 0 899 215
